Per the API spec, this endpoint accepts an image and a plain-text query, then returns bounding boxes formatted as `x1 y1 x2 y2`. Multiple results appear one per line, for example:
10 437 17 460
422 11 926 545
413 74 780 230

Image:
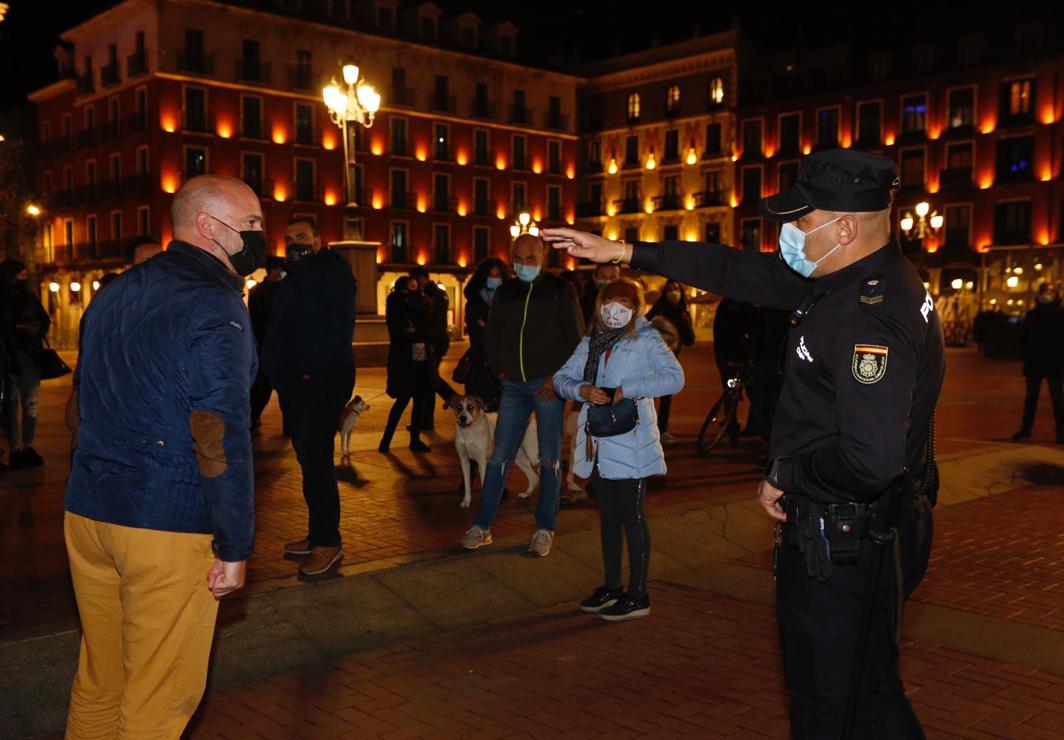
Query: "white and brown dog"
338 395 371 456
447 395 539 508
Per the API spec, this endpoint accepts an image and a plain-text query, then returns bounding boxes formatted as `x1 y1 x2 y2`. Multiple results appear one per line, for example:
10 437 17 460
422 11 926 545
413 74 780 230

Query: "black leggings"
593 470 650 599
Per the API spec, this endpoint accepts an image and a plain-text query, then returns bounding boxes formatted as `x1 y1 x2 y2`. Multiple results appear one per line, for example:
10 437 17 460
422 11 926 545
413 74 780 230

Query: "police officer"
543 149 944 739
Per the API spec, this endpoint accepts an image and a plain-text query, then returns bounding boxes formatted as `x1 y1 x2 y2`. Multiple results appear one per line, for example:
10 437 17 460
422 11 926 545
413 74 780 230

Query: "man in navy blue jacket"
64 175 261 738
263 217 357 577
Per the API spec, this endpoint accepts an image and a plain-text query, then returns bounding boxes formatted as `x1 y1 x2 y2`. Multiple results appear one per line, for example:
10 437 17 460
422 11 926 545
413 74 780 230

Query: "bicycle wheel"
696 389 739 456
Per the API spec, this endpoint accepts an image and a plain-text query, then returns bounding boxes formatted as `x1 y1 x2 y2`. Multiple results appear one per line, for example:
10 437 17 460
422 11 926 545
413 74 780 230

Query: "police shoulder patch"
859 275 885 306
852 344 888 384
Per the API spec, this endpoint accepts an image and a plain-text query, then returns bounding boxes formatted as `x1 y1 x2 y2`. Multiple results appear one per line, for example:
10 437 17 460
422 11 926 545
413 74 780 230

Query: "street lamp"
26 203 41 217
510 211 539 239
900 201 943 241
323 62 381 211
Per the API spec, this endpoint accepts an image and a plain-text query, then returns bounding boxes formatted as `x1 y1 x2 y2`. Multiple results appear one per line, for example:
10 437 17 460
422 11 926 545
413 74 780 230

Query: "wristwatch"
765 457 785 489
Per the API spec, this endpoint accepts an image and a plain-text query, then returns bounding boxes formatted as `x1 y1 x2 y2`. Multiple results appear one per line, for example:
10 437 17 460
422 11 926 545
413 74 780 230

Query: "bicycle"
696 366 747 456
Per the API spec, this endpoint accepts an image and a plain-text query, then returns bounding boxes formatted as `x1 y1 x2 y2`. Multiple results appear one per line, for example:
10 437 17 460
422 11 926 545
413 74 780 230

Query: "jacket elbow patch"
190 410 228 478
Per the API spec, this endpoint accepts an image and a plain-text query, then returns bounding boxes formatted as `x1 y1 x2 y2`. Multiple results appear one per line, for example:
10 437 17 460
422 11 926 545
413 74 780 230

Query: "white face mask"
601 301 634 329
778 216 842 278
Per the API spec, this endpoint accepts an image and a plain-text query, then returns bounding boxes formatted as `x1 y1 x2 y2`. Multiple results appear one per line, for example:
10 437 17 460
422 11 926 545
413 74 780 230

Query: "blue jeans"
474 377 564 532
3 350 41 448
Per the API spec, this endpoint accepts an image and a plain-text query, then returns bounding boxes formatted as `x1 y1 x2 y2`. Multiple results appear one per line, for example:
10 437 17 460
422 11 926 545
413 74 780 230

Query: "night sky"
2 0 1060 110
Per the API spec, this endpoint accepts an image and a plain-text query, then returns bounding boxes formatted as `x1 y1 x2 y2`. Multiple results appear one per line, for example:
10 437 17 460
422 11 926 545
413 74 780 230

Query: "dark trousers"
776 536 924 739
593 470 650 599
418 367 457 430
657 395 672 434
249 367 272 423
1021 374 1064 431
280 374 354 548
381 362 433 448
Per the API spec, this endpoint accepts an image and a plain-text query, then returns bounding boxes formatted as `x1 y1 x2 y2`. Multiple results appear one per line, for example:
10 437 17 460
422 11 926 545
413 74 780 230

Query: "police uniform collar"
168 240 245 292
815 241 901 291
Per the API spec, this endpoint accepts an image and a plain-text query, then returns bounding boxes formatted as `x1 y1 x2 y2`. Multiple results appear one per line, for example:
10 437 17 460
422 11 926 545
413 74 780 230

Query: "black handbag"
451 349 472 384
584 397 639 460
585 397 639 438
35 339 72 380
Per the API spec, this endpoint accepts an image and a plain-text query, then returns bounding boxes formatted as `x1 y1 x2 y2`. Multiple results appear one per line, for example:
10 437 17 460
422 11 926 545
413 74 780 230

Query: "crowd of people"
7 150 1063 738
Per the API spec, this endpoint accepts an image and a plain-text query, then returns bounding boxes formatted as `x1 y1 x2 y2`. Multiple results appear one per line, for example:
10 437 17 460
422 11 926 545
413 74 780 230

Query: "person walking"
0 258 50 469
1012 282 1064 443
554 278 683 620
379 276 434 453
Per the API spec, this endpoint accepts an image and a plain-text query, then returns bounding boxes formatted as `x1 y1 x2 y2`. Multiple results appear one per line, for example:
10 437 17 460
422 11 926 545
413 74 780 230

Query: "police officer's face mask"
779 216 842 278
208 215 266 277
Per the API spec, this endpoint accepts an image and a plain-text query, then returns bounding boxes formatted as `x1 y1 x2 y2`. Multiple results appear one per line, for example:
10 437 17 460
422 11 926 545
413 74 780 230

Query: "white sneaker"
461 525 493 550
660 432 678 445
529 529 554 557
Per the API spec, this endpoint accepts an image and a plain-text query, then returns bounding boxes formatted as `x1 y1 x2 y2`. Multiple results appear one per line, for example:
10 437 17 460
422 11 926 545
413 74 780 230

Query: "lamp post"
510 211 539 240
322 63 381 214
900 200 943 242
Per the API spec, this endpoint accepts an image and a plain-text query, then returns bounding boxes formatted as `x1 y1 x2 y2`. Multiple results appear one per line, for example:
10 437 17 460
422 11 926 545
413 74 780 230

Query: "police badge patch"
852 344 888 384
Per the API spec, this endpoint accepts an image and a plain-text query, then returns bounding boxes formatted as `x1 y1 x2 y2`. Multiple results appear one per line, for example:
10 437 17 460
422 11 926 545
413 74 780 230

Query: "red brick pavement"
1 346 1058 641
185 582 1064 739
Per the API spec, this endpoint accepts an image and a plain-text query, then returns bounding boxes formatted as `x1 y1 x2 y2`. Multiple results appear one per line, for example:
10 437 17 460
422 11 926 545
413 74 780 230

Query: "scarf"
581 326 626 385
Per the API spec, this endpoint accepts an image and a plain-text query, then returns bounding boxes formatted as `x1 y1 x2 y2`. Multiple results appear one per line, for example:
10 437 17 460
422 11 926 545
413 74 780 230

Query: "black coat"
261 248 356 388
1020 300 1064 377
646 297 696 351
248 278 282 349
385 291 433 398
5 281 50 356
462 287 500 404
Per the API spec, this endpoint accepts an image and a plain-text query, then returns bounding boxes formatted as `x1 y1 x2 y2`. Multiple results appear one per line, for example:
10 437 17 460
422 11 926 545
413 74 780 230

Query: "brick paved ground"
1 346 1059 641
185 581 1064 739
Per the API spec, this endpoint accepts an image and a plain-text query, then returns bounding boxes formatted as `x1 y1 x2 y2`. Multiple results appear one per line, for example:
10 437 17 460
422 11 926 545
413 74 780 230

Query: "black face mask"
285 242 314 272
208 215 266 277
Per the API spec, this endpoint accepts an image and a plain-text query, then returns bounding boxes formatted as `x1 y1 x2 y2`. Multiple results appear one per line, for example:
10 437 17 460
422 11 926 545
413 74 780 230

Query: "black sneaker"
409 440 430 453
579 586 623 613
1012 429 1032 442
20 447 44 468
599 593 651 622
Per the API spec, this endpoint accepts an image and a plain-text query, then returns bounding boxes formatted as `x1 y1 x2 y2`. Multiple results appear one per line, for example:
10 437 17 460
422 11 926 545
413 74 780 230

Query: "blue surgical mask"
778 217 842 278
514 264 541 283
485 277 503 290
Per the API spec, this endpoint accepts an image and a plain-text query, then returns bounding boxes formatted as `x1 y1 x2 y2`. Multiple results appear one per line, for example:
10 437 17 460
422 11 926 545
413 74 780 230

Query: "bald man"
545 150 944 738
64 175 264 738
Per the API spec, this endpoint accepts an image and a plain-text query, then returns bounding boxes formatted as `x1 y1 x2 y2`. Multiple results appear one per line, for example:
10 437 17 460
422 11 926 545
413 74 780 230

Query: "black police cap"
760 149 900 223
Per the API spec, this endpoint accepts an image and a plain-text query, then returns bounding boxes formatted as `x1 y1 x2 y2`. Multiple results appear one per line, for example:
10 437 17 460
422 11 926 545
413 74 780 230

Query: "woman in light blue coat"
554 278 684 621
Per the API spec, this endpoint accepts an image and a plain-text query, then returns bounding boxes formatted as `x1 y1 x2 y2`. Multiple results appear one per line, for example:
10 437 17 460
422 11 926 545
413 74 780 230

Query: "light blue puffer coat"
553 317 685 480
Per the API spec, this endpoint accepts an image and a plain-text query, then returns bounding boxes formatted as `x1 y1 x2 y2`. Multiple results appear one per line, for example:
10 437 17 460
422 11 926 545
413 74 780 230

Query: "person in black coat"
463 257 508 410
380 276 434 453
646 279 696 443
410 266 456 430
248 256 286 430
1 258 50 469
261 218 357 577
1013 282 1064 442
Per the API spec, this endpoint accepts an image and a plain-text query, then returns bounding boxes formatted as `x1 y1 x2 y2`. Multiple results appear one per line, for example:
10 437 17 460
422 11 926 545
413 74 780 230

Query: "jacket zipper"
518 280 533 382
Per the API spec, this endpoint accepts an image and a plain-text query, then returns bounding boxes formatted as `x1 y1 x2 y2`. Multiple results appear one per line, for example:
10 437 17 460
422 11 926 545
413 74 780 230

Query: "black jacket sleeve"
557 281 585 361
630 241 810 311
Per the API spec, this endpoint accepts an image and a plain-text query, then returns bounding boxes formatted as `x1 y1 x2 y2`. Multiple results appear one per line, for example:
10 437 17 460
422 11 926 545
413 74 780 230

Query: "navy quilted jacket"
65 242 257 561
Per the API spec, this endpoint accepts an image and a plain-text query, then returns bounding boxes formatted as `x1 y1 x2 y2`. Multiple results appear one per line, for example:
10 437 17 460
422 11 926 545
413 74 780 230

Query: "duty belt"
780 496 879 579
